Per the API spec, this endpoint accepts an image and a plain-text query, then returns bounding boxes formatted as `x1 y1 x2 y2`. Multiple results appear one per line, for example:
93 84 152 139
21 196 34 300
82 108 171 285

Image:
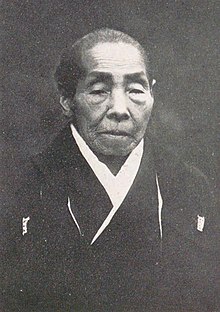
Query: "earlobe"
152 79 156 87
150 79 156 98
60 96 73 116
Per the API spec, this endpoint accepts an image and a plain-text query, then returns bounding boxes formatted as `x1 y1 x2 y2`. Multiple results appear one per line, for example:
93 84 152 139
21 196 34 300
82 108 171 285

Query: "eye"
90 90 108 95
88 89 109 104
129 89 145 94
128 86 147 103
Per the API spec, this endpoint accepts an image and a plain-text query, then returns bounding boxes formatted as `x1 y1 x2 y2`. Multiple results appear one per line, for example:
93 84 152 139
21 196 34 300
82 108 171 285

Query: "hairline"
54 28 151 99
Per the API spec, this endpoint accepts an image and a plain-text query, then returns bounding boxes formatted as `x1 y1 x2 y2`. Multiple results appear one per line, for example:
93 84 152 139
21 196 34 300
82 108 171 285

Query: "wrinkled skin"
69 42 154 158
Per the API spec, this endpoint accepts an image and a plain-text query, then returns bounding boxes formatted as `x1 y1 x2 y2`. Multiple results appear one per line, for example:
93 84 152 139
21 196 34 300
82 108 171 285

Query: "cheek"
144 95 154 112
75 98 108 129
131 106 153 138
133 102 153 124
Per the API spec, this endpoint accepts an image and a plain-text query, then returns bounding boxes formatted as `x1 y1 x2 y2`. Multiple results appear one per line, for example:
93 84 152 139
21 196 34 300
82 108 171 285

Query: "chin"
88 135 141 157
95 143 138 157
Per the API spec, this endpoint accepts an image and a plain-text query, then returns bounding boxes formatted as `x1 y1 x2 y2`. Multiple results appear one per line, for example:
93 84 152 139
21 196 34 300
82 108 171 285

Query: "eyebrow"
86 71 149 88
86 72 112 87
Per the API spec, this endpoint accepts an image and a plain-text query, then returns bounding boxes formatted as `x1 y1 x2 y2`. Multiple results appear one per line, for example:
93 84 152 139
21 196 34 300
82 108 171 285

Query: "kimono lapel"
66 147 113 241
33 126 113 242
92 137 161 246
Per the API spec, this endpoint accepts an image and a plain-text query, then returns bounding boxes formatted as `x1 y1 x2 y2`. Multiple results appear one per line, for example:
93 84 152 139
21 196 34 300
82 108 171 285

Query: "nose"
107 89 130 121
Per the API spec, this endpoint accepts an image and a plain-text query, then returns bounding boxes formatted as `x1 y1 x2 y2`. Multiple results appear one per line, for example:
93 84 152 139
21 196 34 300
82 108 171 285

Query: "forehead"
82 42 147 79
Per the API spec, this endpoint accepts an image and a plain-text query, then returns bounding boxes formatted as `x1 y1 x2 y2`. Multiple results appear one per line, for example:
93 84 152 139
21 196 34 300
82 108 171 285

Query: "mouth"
99 130 132 137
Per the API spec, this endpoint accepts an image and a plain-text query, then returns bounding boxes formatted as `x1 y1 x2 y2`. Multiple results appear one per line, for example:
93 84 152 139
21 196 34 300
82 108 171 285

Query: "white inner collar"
70 123 143 207
69 124 163 244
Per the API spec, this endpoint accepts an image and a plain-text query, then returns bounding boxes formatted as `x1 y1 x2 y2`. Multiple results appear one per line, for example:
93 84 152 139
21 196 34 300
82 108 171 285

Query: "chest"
40 163 160 246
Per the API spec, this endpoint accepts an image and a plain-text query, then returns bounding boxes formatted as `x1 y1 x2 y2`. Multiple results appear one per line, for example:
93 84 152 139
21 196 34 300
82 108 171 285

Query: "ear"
59 96 74 117
150 79 156 98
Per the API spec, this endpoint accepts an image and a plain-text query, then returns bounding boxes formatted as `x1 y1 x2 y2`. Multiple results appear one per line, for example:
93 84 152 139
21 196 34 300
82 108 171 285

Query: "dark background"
1 0 219 195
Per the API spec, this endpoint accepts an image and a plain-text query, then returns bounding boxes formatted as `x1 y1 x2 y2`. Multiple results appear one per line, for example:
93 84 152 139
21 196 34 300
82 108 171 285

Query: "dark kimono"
1 126 219 311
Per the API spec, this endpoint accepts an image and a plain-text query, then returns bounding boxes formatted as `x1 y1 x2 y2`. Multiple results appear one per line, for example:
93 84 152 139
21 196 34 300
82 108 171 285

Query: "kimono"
1 126 218 312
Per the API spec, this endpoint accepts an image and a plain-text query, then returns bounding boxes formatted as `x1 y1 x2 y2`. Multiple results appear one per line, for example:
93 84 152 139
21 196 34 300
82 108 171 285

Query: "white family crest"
197 215 205 232
22 216 30 235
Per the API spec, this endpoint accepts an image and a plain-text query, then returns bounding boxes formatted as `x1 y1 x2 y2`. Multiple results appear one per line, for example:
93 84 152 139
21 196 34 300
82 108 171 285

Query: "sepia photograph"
1 1 219 311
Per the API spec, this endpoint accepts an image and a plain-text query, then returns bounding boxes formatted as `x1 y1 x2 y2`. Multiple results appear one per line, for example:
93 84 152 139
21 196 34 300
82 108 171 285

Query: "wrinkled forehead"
81 42 147 78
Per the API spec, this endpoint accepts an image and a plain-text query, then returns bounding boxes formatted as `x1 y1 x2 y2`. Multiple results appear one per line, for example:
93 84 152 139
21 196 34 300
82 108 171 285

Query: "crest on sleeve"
197 215 205 232
22 216 30 235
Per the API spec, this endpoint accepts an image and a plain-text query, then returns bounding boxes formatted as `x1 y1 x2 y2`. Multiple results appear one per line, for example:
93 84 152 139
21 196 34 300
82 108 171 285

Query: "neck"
96 154 129 176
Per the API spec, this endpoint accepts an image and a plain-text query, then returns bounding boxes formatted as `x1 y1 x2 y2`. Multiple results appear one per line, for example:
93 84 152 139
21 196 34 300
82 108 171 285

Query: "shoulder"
1 126 72 238
152 142 218 249
152 142 216 211
32 125 75 173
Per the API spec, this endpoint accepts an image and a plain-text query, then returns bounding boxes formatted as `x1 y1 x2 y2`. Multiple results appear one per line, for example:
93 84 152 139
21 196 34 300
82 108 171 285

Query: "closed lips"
100 131 131 136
